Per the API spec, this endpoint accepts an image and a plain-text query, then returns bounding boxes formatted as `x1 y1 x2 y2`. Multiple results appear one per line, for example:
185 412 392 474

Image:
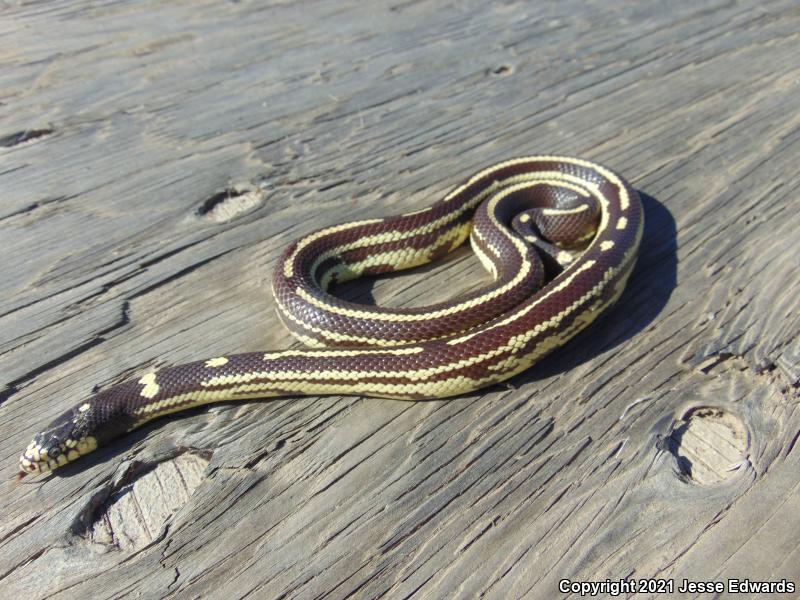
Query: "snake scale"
18 156 643 477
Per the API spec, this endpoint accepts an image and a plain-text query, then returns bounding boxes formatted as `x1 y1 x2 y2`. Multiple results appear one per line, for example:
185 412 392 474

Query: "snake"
18 156 643 477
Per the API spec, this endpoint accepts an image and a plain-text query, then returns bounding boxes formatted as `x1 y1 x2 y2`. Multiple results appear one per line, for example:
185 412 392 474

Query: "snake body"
19 156 643 476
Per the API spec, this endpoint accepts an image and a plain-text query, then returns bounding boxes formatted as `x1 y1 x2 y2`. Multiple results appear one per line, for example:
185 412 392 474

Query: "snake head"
18 403 100 477
18 382 141 478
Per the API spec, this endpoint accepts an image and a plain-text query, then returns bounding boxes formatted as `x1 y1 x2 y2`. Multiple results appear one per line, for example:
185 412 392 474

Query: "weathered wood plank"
1 0 798 598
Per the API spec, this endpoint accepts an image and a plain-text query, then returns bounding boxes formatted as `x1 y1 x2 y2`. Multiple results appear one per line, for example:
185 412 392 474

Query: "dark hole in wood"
490 65 513 76
0 128 53 147
196 188 248 216
667 422 693 479
196 186 264 222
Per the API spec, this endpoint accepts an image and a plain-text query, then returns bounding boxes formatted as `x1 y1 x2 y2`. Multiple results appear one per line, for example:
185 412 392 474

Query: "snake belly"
18 156 643 476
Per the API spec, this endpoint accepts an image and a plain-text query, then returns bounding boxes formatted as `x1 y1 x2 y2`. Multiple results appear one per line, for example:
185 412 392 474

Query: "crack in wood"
0 128 53 148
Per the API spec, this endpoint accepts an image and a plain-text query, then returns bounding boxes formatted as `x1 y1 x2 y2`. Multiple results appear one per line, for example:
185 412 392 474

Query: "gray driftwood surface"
1 1 798 598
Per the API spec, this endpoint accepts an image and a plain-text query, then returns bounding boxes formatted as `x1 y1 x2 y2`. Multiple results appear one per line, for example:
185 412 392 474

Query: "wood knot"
666 406 749 485
88 452 210 551
196 186 265 222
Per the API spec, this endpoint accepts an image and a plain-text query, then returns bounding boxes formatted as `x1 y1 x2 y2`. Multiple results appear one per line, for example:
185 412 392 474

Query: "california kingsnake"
19 156 642 476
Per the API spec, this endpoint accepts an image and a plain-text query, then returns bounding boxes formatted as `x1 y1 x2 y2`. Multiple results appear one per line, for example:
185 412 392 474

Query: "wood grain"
1 0 798 598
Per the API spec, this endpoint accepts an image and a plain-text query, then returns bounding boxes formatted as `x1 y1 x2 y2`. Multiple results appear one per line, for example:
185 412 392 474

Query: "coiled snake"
18 156 643 477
